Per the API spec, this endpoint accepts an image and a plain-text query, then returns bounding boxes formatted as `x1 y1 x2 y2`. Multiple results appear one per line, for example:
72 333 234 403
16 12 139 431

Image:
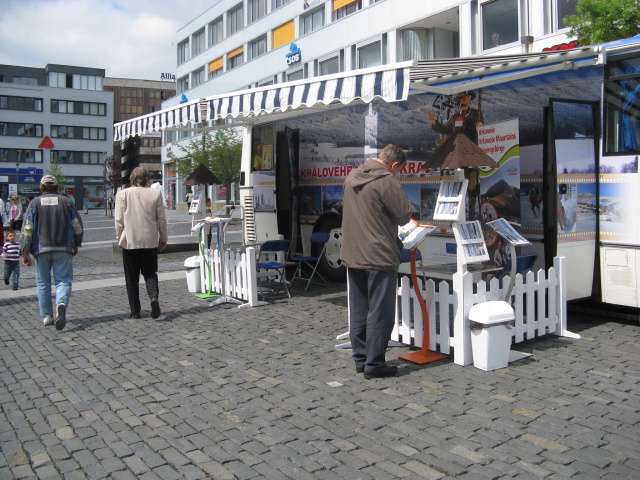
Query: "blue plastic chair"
505 253 537 273
291 232 330 290
256 239 291 300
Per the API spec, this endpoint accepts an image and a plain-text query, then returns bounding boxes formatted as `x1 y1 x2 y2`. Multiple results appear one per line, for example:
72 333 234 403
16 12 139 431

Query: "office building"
160 0 579 206
0 64 113 209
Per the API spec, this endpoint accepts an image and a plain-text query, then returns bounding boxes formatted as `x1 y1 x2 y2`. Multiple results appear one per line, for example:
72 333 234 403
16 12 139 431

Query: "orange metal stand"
398 248 448 364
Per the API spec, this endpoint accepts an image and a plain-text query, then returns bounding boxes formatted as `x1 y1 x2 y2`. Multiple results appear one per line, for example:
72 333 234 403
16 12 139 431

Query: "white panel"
601 247 639 308
557 243 595 301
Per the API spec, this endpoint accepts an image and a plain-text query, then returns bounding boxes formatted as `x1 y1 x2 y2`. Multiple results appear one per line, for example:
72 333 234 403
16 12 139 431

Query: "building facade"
161 0 579 207
0 64 113 210
103 78 176 187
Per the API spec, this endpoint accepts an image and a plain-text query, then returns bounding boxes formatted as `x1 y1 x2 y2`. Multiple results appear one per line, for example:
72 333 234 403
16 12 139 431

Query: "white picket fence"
200 246 264 308
199 245 290 308
391 256 578 366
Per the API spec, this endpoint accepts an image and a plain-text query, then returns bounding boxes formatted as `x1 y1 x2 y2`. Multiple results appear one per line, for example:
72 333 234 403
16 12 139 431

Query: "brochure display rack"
433 179 468 222
452 221 490 264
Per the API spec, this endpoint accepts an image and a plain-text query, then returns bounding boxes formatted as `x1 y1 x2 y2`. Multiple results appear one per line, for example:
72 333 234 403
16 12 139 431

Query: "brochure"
402 224 437 250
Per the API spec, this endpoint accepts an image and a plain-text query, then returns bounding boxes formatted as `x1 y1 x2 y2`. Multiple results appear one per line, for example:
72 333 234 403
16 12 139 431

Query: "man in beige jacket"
115 167 168 319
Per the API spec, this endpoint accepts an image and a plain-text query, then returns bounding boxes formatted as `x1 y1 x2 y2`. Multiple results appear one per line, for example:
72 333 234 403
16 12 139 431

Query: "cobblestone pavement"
1 216 639 479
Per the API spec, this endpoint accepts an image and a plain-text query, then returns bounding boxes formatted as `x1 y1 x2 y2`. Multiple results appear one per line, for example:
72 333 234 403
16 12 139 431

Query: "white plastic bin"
184 256 201 293
469 301 515 371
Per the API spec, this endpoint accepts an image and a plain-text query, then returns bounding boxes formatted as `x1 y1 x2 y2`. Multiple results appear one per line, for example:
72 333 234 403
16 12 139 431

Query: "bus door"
543 99 600 301
275 127 299 250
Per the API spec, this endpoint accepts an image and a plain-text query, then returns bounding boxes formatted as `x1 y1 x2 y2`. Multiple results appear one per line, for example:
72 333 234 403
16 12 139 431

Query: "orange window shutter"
209 57 223 72
228 46 244 58
272 20 294 49
333 0 355 10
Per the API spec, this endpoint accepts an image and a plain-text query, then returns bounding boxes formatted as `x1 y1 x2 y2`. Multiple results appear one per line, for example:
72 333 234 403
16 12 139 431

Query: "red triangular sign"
39 136 54 148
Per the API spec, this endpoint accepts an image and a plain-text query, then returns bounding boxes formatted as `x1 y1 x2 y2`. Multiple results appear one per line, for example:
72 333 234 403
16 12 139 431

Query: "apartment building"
104 78 176 186
0 64 113 209
161 0 578 205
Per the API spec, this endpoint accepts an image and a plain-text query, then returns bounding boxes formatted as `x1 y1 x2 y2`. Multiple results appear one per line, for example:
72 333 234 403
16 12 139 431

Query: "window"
209 16 223 47
177 39 190 64
228 51 244 70
287 69 303 82
209 58 224 79
0 122 42 137
12 77 38 85
228 3 244 35
192 28 205 56
51 100 106 116
178 75 189 93
48 72 71 88
400 29 429 61
319 56 340 75
273 0 293 8
300 6 324 35
333 0 360 20
248 0 267 23
604 54 640 155
0 149 42 163
248 35 267 60
192 67 205 87
556 0 578 30
52 150 103 164
51 125 106 140
72 74 103 90
358 41 381 68
482 0 518 50
0 95 43 112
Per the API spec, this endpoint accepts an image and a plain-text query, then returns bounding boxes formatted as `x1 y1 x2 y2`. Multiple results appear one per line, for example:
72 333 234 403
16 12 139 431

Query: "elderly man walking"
115 167 168 319
21 175 83 330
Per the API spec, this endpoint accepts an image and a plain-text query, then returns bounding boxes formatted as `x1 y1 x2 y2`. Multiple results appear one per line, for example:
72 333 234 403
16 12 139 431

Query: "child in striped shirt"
3 230 21 290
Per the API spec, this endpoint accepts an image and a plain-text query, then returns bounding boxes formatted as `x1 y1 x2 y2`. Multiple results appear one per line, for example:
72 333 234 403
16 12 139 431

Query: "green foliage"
563 0 640 44
167 127 242 203
47 157 66 192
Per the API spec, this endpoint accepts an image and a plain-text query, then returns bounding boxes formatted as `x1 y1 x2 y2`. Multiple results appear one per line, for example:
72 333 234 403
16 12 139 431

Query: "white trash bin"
184 256 201 293
469 301 515 371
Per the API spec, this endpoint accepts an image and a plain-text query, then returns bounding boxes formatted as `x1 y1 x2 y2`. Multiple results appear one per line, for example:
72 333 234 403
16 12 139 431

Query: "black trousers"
122 248 159 315
347 268 397 373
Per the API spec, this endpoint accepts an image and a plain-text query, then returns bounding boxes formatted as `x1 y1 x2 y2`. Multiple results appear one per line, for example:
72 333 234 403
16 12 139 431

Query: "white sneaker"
43 315 54 326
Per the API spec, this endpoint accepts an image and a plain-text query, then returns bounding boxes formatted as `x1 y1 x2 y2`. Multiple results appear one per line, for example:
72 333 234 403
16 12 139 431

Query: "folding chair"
256 239 291 300
291 231 330 290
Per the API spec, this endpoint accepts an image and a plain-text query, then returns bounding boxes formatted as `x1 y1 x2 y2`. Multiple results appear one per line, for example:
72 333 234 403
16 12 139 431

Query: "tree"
167 127 242 204
105 155 122 194
563 0 640 45
48 156 67 193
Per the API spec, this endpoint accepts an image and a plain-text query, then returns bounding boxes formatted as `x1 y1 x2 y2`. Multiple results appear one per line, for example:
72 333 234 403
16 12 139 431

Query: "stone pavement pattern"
1 247 639 479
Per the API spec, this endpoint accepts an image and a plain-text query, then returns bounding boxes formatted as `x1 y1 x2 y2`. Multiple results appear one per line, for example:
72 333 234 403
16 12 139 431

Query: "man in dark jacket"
21 175 83 330
341 144 413 379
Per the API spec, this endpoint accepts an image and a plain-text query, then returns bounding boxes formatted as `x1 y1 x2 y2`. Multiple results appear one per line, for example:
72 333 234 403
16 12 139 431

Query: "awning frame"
114 41 640 142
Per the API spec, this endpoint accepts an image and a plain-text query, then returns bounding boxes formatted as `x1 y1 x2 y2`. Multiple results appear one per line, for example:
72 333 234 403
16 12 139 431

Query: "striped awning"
114 62 412 141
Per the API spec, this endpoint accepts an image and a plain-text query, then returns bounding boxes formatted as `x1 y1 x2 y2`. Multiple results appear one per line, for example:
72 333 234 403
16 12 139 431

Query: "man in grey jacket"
341 144 414 379
21 175 84 330
115 167 168 319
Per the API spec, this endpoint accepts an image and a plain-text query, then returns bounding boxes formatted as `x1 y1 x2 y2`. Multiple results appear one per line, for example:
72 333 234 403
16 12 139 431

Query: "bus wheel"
316 216 346 282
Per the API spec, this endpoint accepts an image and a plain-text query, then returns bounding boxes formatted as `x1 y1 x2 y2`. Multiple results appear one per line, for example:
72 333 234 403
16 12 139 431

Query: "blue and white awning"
114 62 412 141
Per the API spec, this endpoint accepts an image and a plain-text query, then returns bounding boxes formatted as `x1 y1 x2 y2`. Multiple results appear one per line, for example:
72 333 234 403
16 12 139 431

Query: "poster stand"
398 224 448 365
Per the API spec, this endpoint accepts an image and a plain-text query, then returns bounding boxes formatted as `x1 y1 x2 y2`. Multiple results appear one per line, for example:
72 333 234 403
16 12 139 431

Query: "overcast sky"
0 0 218 80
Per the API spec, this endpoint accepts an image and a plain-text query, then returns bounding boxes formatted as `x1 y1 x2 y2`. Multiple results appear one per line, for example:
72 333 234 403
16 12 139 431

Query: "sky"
0 0 219 80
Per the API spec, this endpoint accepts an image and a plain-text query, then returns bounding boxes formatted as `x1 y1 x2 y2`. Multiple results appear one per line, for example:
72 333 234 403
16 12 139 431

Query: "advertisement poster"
83 184 105 208
476 119 521 250
253 171 275 211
